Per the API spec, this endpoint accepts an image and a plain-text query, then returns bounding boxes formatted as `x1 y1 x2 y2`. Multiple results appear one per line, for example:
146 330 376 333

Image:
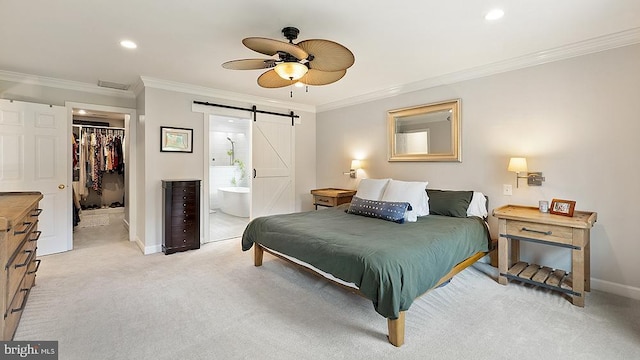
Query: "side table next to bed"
310 188 356 209
493 204 597 307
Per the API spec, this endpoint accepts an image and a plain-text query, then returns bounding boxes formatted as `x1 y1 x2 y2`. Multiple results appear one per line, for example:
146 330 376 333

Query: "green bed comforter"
241 205 490 319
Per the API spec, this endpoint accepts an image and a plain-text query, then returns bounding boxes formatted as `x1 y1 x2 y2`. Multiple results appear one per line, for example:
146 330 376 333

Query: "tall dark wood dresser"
162 180 201 255
0 192 43 340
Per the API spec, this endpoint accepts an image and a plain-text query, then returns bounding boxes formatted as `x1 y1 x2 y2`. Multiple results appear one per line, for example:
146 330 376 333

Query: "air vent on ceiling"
86 113 109 118
97 80 130 90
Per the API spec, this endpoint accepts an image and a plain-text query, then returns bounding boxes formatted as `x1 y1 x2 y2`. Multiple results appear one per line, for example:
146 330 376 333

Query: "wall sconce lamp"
343 159 361 178
507 157 545 188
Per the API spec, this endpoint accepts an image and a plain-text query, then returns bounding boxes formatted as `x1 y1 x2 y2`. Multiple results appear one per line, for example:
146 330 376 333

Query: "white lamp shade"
274 62 308 81
350 159 361 170
507 157 528 172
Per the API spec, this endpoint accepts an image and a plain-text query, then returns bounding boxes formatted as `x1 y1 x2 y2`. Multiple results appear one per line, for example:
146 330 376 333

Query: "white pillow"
381 180 429 222
355 178 391 200
466 191 488 218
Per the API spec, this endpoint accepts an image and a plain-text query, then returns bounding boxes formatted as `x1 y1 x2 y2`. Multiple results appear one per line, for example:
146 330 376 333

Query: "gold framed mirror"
387 99 461 162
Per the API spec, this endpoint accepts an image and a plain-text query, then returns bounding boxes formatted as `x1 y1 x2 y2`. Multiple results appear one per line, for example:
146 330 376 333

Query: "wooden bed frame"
253 240 497 347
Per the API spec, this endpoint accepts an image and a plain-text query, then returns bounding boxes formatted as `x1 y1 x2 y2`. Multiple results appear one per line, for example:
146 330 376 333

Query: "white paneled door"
0 99 70 255
251 114 294 219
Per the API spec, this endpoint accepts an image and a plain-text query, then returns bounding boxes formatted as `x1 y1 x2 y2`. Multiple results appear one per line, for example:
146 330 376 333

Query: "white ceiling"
1 1 639 109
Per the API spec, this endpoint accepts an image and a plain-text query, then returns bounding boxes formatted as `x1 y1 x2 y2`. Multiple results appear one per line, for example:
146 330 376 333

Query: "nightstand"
310 188 356 209
492 204 597 307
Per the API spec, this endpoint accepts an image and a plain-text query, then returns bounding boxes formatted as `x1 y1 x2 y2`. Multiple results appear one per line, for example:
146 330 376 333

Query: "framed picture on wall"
160 126 193 153
549 198 576 217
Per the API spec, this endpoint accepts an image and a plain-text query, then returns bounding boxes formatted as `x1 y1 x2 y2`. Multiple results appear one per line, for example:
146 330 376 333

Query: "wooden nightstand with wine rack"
492 204 597 307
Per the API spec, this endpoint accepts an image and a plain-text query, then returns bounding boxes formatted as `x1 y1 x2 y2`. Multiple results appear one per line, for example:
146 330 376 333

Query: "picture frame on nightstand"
549 198 576 217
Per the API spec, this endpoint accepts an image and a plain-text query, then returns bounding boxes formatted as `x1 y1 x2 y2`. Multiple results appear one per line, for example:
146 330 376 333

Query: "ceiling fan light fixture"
274 62 308 81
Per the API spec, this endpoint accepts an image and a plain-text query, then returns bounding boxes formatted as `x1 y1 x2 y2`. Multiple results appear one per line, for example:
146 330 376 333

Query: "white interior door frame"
193 102 296 243
65 102 137 246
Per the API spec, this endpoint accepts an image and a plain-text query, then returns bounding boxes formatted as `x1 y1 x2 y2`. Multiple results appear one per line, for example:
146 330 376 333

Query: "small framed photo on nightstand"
549 199 576 217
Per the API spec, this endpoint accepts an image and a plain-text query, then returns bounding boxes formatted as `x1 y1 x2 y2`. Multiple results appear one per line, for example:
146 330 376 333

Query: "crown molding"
317 27 640 113
139 76 316 113
129 78 145 97
0 70 136 99
3 27 638 114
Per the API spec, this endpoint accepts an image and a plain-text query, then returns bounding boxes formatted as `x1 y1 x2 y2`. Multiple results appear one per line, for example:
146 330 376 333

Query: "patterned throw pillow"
347 196 411 224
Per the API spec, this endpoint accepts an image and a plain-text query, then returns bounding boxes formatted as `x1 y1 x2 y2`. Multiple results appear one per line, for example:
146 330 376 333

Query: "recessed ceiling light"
120 40 137 49
485 9 504 21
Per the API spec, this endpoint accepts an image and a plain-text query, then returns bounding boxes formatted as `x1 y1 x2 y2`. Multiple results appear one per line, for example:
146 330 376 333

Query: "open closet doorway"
67 102 136 250
207 114 251 243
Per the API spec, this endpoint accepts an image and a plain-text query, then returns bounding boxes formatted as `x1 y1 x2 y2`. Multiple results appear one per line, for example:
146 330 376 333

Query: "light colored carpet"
15 222 640 360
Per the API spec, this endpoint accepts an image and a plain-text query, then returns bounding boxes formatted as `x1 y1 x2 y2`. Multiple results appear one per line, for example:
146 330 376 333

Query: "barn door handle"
253 169 257 178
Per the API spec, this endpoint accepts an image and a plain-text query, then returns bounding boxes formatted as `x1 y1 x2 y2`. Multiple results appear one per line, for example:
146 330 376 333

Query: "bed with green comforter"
241 204 490 320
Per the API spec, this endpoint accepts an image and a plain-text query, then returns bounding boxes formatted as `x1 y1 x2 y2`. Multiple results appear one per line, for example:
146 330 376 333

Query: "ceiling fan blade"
222 59 276 70
297 39 355 71
257 69 294 88
243 37 308 60
299 69 347 86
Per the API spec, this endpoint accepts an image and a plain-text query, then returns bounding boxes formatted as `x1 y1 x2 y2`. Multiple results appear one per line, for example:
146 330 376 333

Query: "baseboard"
133 236 162 255
591 278 640 301
134 236 145 253
144 243 162 255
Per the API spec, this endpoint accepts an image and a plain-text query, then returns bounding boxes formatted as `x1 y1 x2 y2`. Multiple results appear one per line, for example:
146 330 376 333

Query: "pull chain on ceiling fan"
222 27 355 92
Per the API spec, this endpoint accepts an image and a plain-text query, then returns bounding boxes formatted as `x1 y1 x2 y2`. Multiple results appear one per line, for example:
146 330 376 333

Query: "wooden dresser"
0 192 43 340
162 180 201 255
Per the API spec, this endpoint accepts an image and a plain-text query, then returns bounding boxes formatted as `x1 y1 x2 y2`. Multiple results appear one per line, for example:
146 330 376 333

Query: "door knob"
58 184 65 189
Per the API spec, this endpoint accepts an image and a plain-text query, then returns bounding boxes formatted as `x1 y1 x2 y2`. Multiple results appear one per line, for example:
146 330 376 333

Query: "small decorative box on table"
310 188 356 209
492 204 597 307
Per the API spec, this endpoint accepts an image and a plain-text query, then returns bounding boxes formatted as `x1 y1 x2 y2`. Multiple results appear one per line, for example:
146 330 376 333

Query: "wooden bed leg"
254 245 263 267
387 311 405 347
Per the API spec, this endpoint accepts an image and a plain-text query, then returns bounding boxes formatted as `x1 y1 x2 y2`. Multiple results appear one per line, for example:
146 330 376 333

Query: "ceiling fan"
222 27 355 90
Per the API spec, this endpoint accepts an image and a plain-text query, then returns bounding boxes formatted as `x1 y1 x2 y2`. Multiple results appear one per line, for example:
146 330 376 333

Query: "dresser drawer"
6 235 37 310
171 226 197 239
506 220 574 246
171 206 198 217
6 219 37 262
172 191 197 201
314 195 337 207
171 216 197 228
3 272 35 339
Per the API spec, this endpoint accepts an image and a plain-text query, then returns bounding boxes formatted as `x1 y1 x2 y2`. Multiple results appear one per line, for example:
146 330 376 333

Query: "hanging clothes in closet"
75 126 125 198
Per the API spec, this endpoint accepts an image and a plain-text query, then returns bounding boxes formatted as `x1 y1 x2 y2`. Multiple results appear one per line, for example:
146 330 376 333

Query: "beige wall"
316 44 640 298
